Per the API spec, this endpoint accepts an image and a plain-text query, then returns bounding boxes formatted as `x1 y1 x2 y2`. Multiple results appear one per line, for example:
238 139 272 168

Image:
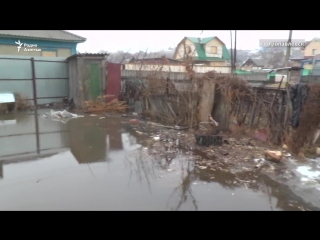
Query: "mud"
0 110 319 211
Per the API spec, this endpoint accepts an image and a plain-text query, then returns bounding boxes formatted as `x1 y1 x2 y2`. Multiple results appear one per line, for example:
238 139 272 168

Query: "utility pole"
230 30 233 74
234 30 237 73
284 30 293 68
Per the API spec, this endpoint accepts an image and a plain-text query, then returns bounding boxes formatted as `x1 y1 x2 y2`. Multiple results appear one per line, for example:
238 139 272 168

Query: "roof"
268 67 303 73
0 30 86 43
67 53 109 60
242 58 267 67
129 57 180 63
177 36 230 61
289 57 305 61
301 40 311 50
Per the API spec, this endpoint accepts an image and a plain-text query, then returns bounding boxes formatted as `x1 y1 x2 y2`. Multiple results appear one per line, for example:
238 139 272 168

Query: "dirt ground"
121 113 294 178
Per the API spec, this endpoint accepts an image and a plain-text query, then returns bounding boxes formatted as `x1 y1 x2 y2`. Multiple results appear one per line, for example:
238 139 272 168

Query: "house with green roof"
0 30 86 57
173 36 231 67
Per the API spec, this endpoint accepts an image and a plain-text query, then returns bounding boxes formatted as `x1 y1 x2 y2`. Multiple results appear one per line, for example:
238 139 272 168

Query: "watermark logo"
15 40 23 52
14 40 41 52
260 39 305 48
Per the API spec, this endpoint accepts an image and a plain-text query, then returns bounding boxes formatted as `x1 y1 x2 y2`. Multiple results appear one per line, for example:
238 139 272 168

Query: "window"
42 51 57 57
211 46 217 54
312 49 318 55
185 46 191 54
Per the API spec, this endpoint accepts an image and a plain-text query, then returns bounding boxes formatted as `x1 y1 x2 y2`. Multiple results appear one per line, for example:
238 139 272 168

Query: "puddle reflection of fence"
0 162 3 178
0 112 136 165
0 110 70 160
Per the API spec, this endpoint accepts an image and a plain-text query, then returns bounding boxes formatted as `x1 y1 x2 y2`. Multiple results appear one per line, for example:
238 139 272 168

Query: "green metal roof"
186 36 230 61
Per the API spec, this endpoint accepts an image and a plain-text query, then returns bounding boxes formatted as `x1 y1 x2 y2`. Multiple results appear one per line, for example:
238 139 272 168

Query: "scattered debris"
265 150 283 163
42 109 83 123
99 117 105 119
129 119 139 124
135 131 146 135
194 133 223 147
84 96 128 113
316 147 320 156
198 166 207 169
255 159 266 169
219 150 229 155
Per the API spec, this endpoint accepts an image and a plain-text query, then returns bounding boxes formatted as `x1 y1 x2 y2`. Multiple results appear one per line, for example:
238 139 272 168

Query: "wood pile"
83 95 128 113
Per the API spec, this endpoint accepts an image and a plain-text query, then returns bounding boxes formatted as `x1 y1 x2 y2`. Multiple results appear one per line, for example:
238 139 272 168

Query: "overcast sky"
67 30 320 53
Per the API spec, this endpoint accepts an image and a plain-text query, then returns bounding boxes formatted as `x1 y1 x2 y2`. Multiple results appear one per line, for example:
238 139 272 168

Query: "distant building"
301 38 320 58
241 58 268 71
173 36 230 66
0 30 86 57
289 38 320 68
300 55 320 76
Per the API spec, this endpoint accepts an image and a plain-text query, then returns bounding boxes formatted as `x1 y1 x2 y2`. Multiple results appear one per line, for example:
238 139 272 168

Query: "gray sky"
67 30 320 53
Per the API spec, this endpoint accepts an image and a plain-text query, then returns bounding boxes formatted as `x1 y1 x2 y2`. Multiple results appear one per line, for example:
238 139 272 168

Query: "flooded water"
0 110 319 211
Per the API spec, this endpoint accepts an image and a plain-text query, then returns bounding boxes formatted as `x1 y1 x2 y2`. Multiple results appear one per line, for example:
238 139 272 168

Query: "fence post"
31 57 38 106
31 57 40 154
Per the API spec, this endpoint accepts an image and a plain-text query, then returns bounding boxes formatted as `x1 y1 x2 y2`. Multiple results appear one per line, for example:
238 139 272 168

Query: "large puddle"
0 110 318 211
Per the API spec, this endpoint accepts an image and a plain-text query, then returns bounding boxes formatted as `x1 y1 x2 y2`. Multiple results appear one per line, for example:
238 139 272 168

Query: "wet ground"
0 109 319 211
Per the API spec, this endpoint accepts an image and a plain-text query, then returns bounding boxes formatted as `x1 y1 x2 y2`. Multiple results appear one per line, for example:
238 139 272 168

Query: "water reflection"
0 162 3 179
68 117 107 164
0 110 134 166
0 110 319 210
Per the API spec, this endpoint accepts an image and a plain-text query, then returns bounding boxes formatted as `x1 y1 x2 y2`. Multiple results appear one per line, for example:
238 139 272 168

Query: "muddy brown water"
0 109 318 211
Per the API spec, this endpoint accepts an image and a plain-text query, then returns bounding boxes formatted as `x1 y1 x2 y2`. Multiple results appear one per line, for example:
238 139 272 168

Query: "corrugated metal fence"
0 110 70 160
0 55 69 105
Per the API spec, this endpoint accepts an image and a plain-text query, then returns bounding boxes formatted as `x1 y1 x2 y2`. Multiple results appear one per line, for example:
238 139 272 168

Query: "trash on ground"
129 119 139 124
313 129 320 145
135 131 145 135
90 114 97 116
265 150 283 163
42 109 83 123
198 166 207 169
99 117 105 119
254 159 266 169
316 147 320 156
194 133 223 147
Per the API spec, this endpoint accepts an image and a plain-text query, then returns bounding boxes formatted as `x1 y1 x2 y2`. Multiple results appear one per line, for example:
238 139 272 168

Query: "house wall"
204 38 223 58
0 37 77 57
241 65 262 71
174 39 198 59
304 39 320 56
290 60 302 67
209 61 227 67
